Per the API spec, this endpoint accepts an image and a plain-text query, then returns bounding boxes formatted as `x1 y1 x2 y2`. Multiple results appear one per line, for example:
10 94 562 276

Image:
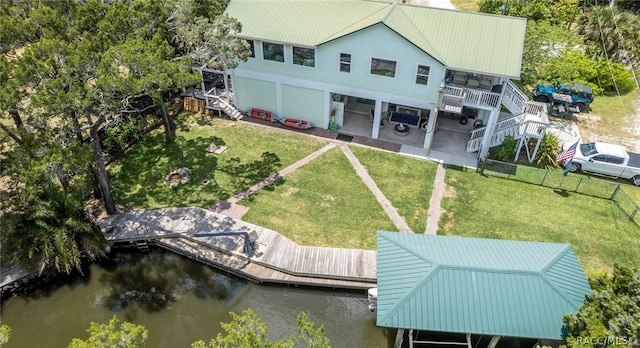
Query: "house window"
371 58 396 77
293 46 315 67
416 65 430 85
340 53 351 73
263 42 284 62
247 40 255 58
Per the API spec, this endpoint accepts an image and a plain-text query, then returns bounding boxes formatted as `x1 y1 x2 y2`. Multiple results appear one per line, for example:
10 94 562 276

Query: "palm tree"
3 186 107 275
576 5 639 69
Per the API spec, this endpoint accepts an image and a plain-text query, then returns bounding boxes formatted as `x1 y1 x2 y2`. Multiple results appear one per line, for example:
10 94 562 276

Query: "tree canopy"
563 264 640 348
0 0 248 275
479 0 639 93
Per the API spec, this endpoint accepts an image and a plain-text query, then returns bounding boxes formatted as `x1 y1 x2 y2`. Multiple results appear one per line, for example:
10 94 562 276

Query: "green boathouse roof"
376 232 592 340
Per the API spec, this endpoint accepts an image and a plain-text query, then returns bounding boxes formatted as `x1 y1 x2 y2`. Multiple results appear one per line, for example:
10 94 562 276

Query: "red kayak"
281 118 314 130
250 108 274 122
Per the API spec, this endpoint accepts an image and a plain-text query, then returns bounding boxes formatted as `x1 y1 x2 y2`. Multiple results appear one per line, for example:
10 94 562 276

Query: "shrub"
532 132 561 168
101 116 151 157
494 136 518 162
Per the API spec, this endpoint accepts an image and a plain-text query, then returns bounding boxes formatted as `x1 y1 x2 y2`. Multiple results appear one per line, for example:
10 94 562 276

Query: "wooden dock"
98 207 377 290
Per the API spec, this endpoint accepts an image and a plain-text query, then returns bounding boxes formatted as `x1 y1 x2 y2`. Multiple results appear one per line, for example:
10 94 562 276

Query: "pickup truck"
565 142 640 186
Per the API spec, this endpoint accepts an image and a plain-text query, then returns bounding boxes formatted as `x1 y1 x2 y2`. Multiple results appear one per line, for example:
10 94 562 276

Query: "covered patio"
375 232 592 348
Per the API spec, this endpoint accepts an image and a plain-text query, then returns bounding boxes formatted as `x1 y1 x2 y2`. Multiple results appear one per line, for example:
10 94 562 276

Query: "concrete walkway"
425 163 447 234
213 140 417 233
338 143 412 232
212 143 337 218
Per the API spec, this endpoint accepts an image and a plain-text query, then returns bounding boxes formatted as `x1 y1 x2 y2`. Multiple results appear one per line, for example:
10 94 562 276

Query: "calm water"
0 249 390 347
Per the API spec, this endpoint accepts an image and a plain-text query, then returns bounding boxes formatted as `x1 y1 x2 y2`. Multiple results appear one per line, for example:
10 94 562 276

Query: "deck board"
101 207 377 289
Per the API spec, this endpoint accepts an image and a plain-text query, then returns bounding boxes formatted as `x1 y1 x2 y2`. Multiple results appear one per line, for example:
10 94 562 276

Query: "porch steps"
208 96 244 120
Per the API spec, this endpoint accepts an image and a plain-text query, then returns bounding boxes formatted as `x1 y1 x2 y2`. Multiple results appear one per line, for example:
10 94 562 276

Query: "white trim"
262 41 286 63
232 69 435 110
370 56 398 79
339 52 352 73
415 63 431 86
292 46 316 68
247 39 256 59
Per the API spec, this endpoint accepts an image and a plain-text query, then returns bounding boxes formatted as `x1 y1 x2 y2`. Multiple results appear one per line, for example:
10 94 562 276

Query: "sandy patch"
579 105 640 153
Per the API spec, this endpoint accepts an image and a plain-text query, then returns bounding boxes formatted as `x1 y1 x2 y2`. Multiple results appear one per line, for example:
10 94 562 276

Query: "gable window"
293 46 315 67
416 65 430 85
371 58 396 77
247 40 255 58
263 42 284 62
340 53 351 73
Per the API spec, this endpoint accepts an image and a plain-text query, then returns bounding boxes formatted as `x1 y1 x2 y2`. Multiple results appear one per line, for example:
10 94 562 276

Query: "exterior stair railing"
465 81 549 152
204 88 244 120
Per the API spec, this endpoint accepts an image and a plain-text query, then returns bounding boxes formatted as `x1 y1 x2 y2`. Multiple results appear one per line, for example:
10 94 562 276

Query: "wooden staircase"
207 95 245 120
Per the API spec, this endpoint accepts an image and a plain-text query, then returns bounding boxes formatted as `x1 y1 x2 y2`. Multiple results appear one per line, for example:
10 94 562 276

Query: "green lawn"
108 114 327 209
439 169 640 273
349 145 438 233
109 113 640 272
240 146 397 250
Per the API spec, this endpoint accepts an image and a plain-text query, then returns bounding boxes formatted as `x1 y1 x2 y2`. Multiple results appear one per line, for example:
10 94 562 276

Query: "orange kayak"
250 108 274 122
281 118 314 130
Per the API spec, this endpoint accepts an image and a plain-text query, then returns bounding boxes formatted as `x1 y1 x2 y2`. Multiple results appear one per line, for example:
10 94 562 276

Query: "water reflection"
1 249 389 347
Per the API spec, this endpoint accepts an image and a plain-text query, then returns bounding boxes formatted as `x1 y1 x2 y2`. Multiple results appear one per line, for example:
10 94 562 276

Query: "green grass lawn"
240 146 397 250
108 114 327 209
349 145 438 233
109 113 640 272
439 169 640 273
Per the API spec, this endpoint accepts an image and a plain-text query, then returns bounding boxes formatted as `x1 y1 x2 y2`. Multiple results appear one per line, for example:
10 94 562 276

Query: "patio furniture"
452 71 467 86
370 110 384 128
393 123 410 136
466 77 479 88
389 111 421 129
479 76 492 90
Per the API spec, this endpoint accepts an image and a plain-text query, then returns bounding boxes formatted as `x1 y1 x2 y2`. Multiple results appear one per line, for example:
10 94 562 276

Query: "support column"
425 84 445 151
230 69 239 109
478 78 506 159
478 109 499 159
372 99 383 139
275 82 282 118
324 90 331 128
488 335 501 348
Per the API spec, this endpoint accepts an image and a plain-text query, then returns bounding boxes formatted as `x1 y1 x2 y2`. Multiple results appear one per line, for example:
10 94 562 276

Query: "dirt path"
425 163 447 235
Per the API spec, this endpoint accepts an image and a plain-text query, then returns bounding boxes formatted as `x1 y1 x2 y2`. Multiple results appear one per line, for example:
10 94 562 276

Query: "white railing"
501 80 529 115
442 85 501 111
466 113 524 152
464 89 501 109
204 88 244 120
465 81 550 153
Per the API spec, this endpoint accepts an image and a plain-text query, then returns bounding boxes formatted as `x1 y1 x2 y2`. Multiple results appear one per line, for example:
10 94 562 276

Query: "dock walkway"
99 207 377 290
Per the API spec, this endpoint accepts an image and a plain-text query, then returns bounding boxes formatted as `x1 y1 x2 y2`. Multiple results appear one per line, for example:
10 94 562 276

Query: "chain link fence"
479 158 640 226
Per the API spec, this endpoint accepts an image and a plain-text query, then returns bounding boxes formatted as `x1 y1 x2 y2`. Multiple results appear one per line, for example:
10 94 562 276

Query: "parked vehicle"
564 142 640 186
533 82 594 112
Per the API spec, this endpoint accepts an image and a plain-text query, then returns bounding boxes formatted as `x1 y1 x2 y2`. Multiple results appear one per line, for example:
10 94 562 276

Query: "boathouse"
375 232 592 348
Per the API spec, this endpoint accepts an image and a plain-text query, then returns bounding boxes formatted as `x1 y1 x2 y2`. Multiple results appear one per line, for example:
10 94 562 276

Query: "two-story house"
211 0 549 161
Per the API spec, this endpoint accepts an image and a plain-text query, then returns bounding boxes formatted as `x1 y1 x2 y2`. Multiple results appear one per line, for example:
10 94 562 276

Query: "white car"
565 142 640 186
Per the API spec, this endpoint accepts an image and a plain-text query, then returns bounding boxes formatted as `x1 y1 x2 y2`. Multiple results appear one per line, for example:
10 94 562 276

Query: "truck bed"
628 152 640 168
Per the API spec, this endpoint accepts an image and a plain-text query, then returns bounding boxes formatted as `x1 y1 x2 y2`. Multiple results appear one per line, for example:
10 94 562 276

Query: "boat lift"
192 230 258 256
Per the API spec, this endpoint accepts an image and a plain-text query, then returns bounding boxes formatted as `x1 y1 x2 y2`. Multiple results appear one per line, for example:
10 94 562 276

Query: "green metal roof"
224 0 527 78
376 232 592 340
